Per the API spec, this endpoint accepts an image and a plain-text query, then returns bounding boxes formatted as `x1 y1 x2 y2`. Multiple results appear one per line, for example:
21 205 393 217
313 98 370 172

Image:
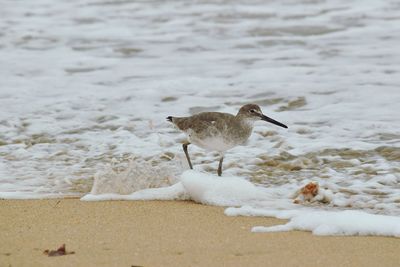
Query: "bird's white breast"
185 129 236 153
192 135 236 152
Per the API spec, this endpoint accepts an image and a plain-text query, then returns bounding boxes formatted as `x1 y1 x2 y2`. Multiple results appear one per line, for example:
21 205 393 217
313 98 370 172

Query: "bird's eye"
250 109 255 113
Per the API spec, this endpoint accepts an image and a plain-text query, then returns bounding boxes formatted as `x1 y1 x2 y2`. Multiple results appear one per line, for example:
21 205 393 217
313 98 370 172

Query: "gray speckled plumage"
170 111 253 151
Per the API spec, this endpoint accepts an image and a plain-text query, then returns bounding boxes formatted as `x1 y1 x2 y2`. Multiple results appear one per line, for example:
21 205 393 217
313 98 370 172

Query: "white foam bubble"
82 170 269 205
180 170 267 206
82 182 188 201
90 158 181 195
250 209 400 238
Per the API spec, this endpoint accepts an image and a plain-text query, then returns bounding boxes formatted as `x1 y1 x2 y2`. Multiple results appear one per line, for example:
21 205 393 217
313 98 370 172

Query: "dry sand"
1 199 399 267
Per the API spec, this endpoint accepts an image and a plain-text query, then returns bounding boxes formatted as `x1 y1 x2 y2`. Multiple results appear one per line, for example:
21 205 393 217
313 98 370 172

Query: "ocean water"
1 0 400 224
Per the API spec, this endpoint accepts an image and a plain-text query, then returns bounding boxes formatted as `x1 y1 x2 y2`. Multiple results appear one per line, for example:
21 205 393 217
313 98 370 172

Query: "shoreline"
1 199 399 267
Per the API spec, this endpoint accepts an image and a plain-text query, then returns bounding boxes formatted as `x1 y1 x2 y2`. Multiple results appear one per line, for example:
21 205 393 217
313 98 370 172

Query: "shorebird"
167 104 288 176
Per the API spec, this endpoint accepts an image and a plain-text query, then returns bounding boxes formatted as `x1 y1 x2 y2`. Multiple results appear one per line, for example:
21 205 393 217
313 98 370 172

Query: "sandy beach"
0 200 399 267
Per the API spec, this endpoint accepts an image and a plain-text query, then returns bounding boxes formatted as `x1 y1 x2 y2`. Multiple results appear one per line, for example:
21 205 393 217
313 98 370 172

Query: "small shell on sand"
293 182 319 204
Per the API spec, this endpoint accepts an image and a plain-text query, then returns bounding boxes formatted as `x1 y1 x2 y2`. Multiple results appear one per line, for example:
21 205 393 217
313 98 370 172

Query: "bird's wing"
173 112 234 134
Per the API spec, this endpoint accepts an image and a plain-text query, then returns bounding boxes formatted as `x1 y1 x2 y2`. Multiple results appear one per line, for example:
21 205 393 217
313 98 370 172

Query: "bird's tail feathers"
166 116 173 122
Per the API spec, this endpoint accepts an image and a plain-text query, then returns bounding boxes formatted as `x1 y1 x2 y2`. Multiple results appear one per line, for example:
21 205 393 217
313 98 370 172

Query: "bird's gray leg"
217 155 224 177
182 142 193 169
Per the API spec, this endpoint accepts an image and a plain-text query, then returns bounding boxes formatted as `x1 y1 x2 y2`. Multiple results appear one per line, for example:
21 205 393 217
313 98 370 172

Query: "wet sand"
1 199 399 267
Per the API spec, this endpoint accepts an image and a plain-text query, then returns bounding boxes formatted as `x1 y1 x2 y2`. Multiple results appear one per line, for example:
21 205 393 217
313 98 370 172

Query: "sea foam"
82 171 400 238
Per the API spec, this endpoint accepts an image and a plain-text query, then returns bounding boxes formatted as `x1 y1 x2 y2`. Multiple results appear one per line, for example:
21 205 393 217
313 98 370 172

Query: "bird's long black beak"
260 114 288 128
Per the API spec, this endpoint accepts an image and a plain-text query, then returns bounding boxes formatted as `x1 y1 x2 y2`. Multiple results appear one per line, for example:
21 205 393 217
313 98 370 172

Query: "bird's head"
238 104 288 129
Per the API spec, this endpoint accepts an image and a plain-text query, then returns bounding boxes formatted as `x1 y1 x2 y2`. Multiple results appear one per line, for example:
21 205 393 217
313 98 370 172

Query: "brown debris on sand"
43 244 75 257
